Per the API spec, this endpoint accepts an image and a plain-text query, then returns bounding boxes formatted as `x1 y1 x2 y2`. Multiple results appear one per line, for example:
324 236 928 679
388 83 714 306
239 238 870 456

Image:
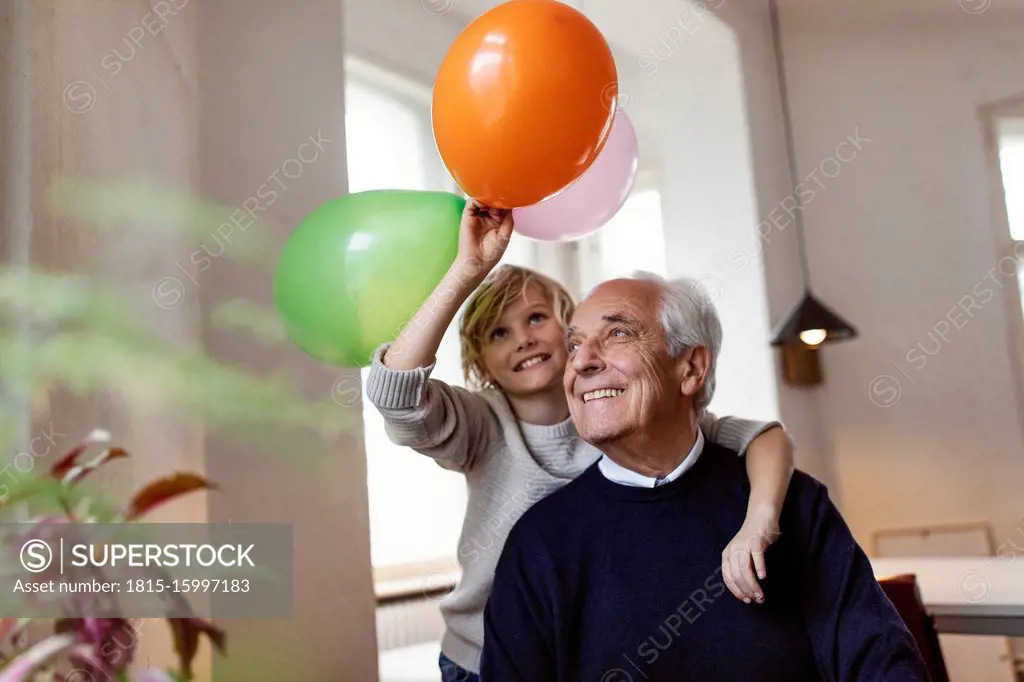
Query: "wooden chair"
878 573 951 682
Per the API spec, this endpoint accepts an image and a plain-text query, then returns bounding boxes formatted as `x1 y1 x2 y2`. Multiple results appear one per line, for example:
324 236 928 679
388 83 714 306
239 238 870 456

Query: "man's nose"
571 339 604 375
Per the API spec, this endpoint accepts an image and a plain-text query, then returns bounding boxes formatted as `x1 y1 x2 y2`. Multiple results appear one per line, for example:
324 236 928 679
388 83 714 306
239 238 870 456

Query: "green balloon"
274 190 465 367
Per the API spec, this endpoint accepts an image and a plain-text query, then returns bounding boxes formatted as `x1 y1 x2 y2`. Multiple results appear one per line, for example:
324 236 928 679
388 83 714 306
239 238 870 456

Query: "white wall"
727 1 1024 548
345 0 464 95
633 12 781 426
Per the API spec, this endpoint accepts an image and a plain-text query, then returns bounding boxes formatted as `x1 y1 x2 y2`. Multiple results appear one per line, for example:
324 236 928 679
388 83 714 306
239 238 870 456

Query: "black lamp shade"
770 291 858 347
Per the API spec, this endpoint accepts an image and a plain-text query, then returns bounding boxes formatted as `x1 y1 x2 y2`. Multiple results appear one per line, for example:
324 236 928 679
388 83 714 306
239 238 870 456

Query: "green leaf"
44 177 269 257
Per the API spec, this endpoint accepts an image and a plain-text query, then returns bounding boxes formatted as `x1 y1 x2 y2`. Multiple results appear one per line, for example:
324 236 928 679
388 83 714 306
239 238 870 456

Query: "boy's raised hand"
384 198 512 371
455 198 515 279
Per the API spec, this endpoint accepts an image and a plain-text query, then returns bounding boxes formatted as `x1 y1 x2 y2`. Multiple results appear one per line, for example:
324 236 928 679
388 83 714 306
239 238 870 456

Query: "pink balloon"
512 111 639 242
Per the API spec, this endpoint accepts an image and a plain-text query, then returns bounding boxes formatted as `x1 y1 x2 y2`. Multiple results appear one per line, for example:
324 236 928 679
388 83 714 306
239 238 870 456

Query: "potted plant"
0 430 226 682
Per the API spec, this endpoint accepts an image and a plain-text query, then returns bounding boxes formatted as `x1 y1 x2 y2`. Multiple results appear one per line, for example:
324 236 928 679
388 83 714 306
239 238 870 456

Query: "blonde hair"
459 265 575 389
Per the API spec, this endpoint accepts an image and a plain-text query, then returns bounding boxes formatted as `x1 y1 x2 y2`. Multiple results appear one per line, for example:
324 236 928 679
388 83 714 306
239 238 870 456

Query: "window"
344 59 534 572
576 180 667 295
997 118 1024 320
999 121 1024 242
344 79 431 194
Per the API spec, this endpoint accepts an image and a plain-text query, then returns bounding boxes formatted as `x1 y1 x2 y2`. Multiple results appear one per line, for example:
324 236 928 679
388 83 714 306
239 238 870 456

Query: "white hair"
629 271 723 411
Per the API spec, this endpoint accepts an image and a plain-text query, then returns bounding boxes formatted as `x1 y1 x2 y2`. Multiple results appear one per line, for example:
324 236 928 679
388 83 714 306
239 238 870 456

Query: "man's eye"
611 328 629 338
567 341 579 352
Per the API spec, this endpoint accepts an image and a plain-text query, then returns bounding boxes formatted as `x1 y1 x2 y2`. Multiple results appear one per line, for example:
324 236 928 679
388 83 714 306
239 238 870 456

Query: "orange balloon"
432 0 618 209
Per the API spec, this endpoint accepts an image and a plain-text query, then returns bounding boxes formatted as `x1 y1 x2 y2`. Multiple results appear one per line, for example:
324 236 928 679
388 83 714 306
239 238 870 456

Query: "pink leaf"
133 670 176 682
0 618 27 650
50 429 112 480
63 447 129 485
54 618 138 678
0 633 77 682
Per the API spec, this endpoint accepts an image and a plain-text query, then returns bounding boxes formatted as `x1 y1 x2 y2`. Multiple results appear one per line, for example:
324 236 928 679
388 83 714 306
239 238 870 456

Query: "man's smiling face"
563 278 684 447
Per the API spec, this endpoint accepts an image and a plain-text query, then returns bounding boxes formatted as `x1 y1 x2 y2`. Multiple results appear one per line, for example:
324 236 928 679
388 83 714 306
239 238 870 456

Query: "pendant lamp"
766 0 858 349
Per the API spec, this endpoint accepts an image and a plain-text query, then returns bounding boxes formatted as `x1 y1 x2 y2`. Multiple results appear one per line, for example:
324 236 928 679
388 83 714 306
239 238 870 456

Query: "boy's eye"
528 312 546 325
490 328 508 341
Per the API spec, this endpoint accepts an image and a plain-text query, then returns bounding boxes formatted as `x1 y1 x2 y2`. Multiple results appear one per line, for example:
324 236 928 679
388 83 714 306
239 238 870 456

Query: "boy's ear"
678 347 710 399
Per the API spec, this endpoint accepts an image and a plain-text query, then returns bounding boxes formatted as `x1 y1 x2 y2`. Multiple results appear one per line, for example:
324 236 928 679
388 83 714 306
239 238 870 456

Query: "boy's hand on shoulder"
722 503 781 605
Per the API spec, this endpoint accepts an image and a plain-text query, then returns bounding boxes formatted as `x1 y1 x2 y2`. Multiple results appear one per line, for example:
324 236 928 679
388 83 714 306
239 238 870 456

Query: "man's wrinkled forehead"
568 280 660 334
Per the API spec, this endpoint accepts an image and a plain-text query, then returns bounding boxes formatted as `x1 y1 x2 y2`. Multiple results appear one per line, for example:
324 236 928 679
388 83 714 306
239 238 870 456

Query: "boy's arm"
700 412 794 604
365 347 496 472
742 425 795 514
381 198 512 372
363 199 514 472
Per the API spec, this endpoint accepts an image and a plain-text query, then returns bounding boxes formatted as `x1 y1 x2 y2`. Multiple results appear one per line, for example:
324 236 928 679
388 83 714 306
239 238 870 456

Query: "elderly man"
480 273 928 682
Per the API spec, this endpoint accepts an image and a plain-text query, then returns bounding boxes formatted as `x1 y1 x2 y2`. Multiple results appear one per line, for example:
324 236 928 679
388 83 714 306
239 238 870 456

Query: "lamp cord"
769 0 813 292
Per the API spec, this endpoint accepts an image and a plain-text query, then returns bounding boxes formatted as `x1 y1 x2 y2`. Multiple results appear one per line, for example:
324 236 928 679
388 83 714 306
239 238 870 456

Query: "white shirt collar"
598 428 705 488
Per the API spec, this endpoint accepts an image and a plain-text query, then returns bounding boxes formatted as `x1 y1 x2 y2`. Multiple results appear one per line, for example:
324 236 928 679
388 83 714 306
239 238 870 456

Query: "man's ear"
678 347 711 399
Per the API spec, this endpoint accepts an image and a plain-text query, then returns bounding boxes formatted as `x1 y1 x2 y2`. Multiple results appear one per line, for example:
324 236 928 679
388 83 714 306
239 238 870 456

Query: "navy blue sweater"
481 442 929 682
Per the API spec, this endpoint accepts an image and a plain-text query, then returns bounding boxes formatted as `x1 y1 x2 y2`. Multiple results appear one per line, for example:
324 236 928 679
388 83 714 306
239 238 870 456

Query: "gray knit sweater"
365 344 780 674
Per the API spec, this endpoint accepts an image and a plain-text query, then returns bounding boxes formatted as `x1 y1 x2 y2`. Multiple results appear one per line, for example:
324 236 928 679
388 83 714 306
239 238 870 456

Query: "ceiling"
439 0 683 60
444 0 1024 39
774 0 1024 19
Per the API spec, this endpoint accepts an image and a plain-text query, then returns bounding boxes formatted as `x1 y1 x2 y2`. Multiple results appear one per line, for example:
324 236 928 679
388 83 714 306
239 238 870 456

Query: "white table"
870 557 1024 636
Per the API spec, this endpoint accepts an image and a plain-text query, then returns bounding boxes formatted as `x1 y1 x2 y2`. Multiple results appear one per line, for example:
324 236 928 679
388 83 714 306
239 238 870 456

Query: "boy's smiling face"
480 283 568 398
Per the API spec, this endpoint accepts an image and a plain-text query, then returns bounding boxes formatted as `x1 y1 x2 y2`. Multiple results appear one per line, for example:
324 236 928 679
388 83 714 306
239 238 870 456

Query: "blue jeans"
439 653 480 682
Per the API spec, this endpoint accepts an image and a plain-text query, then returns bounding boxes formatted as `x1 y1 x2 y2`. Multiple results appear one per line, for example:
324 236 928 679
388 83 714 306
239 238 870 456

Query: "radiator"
376 595 447 651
